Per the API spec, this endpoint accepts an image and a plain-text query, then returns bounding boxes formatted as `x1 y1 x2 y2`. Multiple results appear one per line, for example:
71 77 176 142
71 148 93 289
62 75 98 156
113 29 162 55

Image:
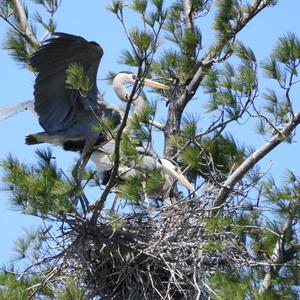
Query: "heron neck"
133 96 145 114
113 81 145 114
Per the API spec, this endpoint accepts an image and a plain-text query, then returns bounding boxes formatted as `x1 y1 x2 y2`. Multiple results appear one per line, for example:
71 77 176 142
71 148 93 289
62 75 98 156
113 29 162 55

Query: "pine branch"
11 0 39 46
182 0 192 30
164 0 273 158
178 0 273 110
182 0 197 66
149 119 165 130
213 110 300 207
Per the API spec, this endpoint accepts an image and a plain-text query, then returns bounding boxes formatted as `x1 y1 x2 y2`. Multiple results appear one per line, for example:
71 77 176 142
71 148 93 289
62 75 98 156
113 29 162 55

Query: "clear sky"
0 0 299 264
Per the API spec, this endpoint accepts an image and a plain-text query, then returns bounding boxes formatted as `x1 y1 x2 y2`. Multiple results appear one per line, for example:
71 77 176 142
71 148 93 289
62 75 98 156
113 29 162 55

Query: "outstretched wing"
30 32 104 133
0 100 35 121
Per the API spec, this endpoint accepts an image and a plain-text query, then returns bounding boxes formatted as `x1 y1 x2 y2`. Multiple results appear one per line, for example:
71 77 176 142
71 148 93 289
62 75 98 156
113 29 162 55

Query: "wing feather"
30 32 103 133
0 100 35 121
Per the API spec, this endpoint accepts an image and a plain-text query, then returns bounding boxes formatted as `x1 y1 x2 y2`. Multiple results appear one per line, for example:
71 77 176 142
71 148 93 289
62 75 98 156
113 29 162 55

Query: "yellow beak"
159 158 195 193
143 78 170 90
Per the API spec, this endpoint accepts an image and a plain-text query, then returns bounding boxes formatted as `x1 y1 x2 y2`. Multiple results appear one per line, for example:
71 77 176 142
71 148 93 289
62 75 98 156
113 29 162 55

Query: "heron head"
112 72 169 102
159 158 195 194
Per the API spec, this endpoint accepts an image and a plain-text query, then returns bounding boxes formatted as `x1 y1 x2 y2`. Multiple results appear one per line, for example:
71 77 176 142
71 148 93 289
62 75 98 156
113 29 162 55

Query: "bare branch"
182 0 192 30
149 119 165 130
11 0 39 46
213 111 300 207
259 218 292 294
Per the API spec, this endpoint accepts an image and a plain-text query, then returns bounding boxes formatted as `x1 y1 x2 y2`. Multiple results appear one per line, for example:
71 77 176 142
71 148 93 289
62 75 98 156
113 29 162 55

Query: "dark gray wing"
30 32 104 133
0 100 34 121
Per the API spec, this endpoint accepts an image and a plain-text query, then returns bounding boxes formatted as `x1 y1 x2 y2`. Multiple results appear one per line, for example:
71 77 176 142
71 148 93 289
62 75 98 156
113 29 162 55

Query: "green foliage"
177 132 247 183
203 49 257 119
92 116 119 140
214 0 239 45
119 49 139 66
151 49 183 80
118 168 164 202
55 278 88 300
65 63 93 94
204 134 245 172
131 0 147 14
144 168 165 195
251 225 279 257
160 2 203 80
1 149 76 216
34 11 56 33
31 0 59 9
114 0 167 70
118 174 144 202
13 226 50 261
205 216 232 233
262 33 300 85
106 0 124 15
182 116 198 139
262 57 285 81
274 33 300 66
263 88 290 125
0 268 53 299
128 100 156 141
151 0 214 83
263 171 300 218
259 33 300 132
3 30 31 65
233 40 256 62
120 134 139 164
151 0 163 12
129 27 155 52
179 27 202 57
209 271 253 300
180 146 201 170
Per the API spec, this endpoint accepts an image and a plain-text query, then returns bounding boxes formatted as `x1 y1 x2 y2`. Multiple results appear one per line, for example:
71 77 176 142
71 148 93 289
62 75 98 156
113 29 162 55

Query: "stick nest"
60 198 253 300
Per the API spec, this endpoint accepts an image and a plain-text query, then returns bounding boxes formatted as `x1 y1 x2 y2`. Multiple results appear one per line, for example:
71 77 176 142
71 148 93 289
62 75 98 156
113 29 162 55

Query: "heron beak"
159 158 195 193
143 78 170 90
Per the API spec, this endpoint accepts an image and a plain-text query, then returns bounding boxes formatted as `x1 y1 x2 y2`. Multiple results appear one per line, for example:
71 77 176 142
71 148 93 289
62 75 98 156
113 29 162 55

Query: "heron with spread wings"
0 33 195 198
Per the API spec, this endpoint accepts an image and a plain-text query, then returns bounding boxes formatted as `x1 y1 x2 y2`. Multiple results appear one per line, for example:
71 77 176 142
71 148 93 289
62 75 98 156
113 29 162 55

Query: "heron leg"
109 193 118 215
72 138 95 183
142 181 150 210
72 142 95 212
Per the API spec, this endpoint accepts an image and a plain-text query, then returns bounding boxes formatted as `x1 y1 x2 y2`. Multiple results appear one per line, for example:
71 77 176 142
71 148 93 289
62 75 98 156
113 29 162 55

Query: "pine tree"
1 0 300 299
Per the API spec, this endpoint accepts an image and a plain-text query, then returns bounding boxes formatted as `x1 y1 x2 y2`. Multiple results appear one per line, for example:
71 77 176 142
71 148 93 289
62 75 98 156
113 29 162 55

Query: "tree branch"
11 0 39 46
259 217 292 294
178 0 272 110
149 119 165 130
164 1 273 157
213 111 300 207
182 0 193 30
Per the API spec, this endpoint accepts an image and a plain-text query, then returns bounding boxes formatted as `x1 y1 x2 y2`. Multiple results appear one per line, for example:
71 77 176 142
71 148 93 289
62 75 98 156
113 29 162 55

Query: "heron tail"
25 133 45 145
25 132 64 146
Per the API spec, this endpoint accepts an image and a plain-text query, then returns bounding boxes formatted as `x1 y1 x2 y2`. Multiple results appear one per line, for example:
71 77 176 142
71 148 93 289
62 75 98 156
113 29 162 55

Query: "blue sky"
0 0 299 264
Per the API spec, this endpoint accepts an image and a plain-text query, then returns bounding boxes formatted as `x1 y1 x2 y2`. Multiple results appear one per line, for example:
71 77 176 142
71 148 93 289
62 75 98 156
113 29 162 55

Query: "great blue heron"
91 71 195 197
26 32 121 153
0 32 195 199
91 139 195 200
